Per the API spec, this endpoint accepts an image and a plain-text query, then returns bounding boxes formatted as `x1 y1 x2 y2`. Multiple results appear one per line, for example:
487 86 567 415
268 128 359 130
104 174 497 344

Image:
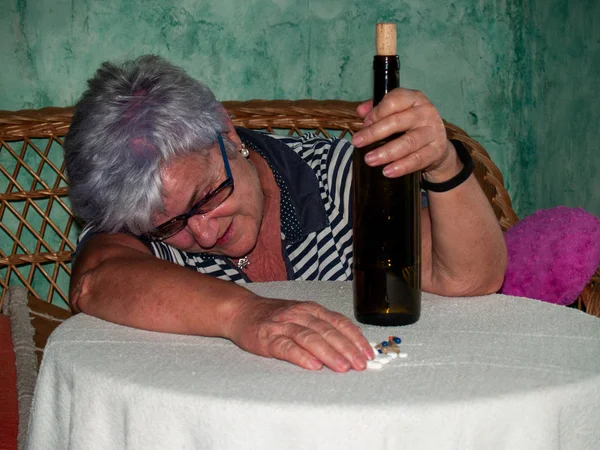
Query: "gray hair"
65 55 234 235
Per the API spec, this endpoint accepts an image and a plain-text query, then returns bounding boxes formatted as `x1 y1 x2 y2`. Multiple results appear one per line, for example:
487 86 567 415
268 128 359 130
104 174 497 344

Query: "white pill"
398 352 408 358
366 360 383 370
388 352 398 359
377 356 392 364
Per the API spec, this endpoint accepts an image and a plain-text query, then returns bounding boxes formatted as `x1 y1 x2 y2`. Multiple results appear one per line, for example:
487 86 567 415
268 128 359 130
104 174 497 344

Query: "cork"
376 23 397 56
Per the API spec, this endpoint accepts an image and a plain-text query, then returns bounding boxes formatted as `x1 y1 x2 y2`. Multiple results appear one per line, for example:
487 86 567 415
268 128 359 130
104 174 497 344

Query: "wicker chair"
0 100 597 316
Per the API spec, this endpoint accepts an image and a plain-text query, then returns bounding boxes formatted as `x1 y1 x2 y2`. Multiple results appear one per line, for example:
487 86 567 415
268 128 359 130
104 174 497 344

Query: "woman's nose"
187 214 220 248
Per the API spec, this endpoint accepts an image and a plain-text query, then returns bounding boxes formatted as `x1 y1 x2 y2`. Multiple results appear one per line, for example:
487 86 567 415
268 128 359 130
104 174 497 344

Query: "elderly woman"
67 55 506 372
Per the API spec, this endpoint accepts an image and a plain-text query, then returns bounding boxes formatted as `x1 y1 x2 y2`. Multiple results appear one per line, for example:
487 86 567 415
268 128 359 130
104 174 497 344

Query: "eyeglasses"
140 133 234 242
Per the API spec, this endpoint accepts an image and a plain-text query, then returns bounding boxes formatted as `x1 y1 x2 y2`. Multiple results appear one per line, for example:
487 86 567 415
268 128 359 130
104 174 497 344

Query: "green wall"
1 0 598 218
524 0 599 216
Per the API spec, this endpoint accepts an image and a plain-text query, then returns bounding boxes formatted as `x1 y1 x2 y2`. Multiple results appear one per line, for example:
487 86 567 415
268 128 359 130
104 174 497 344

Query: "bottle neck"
373 55 400 106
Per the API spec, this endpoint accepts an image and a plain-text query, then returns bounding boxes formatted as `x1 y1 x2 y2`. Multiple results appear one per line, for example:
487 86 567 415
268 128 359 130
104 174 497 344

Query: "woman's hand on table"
352 87 462 183
226 296 374 372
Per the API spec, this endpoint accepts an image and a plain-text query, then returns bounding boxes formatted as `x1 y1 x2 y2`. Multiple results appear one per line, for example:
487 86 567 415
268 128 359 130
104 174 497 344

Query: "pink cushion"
500 206 600 305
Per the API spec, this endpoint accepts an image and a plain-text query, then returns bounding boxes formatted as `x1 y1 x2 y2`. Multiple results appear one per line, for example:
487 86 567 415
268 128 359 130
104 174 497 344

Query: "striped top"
78 127 356 283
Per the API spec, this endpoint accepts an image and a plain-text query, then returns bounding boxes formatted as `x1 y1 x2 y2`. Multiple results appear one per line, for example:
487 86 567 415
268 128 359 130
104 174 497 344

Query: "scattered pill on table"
376 355 392 364
366 360 383 370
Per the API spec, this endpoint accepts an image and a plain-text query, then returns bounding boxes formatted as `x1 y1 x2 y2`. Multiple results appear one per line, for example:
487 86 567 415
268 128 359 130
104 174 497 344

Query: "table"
27 281 600 450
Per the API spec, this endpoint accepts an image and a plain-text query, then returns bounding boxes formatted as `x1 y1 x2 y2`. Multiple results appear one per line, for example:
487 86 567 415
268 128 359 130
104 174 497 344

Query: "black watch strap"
421 140 475 193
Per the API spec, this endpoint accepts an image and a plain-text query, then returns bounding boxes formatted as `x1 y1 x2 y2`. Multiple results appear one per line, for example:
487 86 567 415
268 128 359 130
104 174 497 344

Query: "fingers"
362 88 426 128
268 323 354 372
272 302 373 372
266 331 325 371
362 127 445 178
304 304 374 362
380 142 445 178
353 103 442 148
301 319 367 372
229 298 373 372
356 100 373 118
351 89 449 177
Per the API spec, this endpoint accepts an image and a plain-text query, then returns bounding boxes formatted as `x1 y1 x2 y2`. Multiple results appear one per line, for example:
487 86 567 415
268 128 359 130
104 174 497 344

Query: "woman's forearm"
69 235 373 372
422 146 507 296
70 240 255 337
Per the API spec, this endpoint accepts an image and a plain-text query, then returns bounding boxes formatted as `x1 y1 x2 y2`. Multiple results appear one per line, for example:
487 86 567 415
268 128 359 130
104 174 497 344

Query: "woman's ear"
219 105 242 146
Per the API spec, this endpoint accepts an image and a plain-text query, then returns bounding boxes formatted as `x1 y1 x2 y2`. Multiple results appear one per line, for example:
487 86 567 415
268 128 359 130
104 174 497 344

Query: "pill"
398 353 408 358
366 360 383 370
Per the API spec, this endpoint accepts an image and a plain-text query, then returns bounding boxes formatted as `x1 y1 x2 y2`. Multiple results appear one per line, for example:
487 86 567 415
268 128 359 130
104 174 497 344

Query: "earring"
240 143 250 158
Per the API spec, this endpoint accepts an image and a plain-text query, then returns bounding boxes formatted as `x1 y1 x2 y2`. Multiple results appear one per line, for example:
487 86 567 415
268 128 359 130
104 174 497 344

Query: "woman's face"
153 138 264 258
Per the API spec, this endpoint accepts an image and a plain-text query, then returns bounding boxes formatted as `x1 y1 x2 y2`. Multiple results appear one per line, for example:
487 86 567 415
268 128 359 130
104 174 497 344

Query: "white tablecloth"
27 281 600 450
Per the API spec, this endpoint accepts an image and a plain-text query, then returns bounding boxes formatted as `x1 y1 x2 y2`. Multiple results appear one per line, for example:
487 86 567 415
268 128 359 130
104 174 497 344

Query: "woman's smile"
216 221 234 246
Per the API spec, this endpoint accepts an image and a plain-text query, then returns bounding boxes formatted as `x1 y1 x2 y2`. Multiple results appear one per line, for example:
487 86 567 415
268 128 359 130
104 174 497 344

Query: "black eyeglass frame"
139 133 234 242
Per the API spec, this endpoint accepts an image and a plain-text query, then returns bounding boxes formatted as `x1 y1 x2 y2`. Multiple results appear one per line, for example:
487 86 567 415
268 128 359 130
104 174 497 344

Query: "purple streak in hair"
130 136 156 161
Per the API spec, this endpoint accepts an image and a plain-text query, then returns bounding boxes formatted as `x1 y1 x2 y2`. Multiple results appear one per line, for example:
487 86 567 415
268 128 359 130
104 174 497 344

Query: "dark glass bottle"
352 29 421 326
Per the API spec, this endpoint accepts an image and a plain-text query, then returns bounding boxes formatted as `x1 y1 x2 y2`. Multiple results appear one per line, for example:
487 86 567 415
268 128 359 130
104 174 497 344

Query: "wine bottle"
352 23 421 326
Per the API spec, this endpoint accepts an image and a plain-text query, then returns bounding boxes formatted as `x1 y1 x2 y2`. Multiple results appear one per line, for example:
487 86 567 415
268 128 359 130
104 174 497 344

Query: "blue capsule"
392 337 401 344
381 341 389 346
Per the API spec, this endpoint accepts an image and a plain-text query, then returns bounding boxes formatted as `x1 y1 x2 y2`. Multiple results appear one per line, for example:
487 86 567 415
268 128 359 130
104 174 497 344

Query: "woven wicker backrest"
227 100 519 231
0 108 75 309
0 100 518 309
